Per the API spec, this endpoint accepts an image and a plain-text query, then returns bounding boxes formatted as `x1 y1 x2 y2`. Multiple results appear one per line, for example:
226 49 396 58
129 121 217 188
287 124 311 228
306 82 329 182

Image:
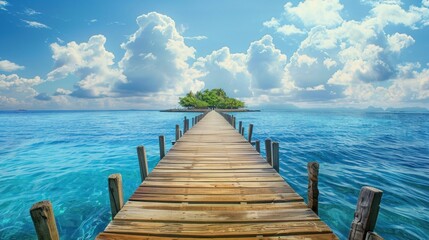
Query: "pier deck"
96 111 337 239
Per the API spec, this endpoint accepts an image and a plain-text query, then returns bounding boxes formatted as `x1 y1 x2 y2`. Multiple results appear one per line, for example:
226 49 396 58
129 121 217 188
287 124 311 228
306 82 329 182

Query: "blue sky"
1 0 428 109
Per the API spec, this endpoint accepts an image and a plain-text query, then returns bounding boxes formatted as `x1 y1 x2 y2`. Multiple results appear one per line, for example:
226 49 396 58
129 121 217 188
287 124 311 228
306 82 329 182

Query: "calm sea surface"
0 110 428 239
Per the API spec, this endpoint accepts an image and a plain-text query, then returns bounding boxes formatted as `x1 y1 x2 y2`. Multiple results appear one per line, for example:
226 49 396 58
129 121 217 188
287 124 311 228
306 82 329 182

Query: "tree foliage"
179 89 245 109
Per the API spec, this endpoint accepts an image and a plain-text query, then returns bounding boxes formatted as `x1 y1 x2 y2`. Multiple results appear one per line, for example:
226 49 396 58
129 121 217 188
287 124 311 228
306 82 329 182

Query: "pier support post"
233 117 236 129
175 124 180 141
137 146 149 181
307 162 319 215
349 186 383 240
186 118 190 132
30 200 59 240
183 117 187 134
180 130 183 138
108 174 124 219
272 142 279 172
265 138 272 165
159 135 165 159
255 140 260 153
248 124 253 143
238 121 242 133
241 127 245 136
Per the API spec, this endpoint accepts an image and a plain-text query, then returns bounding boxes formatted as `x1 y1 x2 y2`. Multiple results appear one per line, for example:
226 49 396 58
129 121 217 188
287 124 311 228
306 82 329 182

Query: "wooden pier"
96 111 338 239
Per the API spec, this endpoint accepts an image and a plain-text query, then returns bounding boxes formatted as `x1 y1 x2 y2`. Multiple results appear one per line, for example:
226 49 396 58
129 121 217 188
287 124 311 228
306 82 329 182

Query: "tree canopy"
179 89 245 109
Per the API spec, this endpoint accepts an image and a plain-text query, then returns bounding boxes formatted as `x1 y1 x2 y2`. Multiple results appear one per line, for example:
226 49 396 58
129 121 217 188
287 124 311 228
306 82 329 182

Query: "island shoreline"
160 109 261 112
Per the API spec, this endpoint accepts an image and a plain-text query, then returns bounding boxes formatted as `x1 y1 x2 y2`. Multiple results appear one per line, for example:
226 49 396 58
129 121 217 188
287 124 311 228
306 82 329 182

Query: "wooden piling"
175 124 180 141
238 121 242 133
179 130 183 138
183 117 187 134
349 186 383 240
272 142 279 172
108 174 124 219
30 200 59 240
307 162 319 215
186 118 190 132
136 146 149 181
241 127 245 136
265 138 272 165
159 135 165 159
248 124 253 143
255 140 260 153
233 116 236 129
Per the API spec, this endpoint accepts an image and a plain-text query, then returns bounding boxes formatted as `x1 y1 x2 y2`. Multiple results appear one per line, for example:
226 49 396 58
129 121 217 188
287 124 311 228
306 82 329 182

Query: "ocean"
0 110 428 239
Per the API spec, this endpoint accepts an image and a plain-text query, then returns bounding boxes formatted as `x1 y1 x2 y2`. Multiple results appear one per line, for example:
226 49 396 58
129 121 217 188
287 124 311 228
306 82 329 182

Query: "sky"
0 0 428 110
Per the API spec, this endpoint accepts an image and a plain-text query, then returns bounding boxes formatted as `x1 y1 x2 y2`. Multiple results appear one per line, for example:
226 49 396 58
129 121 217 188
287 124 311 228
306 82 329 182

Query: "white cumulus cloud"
277 24 305 35
247 35 288 91
193 47 251 98
47 35 125 98
263 17 280 28
0 74 43 107
284 0 344 28
0 60 24 72
387 32 415 52
116 12 203 96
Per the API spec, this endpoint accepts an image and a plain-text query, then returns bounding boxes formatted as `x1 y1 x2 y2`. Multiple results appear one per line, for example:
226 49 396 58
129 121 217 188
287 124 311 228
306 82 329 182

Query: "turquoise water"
0 110 428 239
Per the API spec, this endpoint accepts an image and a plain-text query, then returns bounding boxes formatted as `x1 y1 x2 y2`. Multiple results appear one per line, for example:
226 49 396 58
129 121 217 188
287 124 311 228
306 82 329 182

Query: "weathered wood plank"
129 193 303 203
114 208 319 223
104 221 332 237
97 232 338 240
134 187 294 195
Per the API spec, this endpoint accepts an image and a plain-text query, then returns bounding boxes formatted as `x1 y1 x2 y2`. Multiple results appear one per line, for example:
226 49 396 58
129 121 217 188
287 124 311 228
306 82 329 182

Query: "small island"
161 88 260 112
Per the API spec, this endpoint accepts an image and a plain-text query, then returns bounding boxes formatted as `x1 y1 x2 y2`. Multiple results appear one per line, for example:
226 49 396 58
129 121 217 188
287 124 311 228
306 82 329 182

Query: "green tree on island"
179 89 245 109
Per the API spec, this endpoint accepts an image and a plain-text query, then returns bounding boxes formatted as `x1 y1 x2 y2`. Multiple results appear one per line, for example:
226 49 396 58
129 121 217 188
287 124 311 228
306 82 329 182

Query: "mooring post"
159 135 165 159
180 130 183 138
307 162 319 215
30 200 59 240
238 121 242 133
248 124 253 143
241 127 245 136
349 186 383 240
255 140 260 153
136 146 149 181
108 173 124 219
272 142 279 172
183 117 187 134
265 138 272 165
186 118 190 132
175 124 180 141
233 116 236 129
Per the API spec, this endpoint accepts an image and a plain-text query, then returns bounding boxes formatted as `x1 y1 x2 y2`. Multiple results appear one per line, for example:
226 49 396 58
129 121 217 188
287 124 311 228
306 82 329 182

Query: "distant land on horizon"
4 106 429 113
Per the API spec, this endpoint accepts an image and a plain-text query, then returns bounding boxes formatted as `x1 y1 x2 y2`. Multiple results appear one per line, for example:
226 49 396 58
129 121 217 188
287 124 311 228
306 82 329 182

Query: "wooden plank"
114 208 319 223
125 201 309 211
144 177 284 182
147 172 280 178
141 181 290 188
129 193 303 203
154 169 277 173
97 232 338 240
104 221 332 237
134 187 294 195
